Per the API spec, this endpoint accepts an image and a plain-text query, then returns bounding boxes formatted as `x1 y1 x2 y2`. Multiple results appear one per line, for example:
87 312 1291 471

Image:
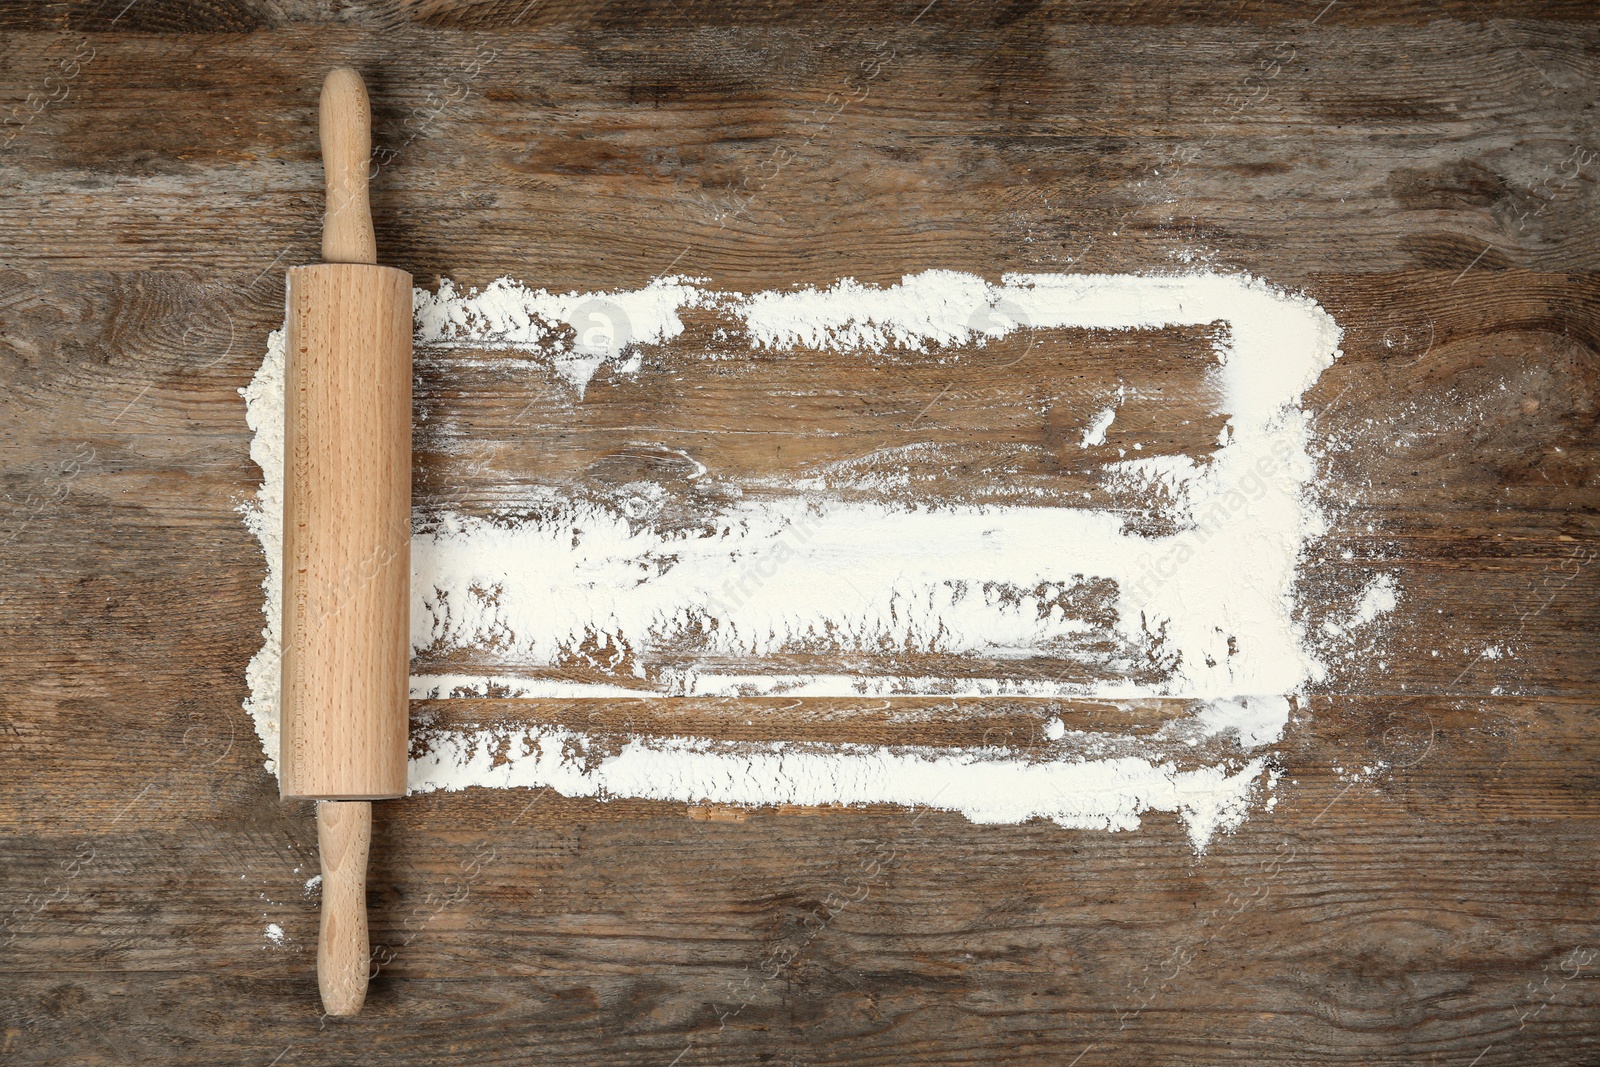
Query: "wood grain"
281 263 413 800
1 2 1598 1064
315 799 372 1017
318 67 379 267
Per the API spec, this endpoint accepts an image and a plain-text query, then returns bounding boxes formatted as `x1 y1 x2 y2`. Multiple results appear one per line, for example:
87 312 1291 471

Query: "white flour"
1081 406 1117 448
241 269 1354 850
1321 573 1399 638
410 725 1274 852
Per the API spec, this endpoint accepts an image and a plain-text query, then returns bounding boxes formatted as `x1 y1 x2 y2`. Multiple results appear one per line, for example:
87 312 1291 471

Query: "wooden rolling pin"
280 67 412 1017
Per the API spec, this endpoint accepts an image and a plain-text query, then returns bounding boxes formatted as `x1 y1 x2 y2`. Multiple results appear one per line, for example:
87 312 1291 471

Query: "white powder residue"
1350 573 1399 627
1192 695 1293 750
408 493 1301 699
1099 453 1200 521
737 270 993 353
1082 406 1116 447
411 501 1129 695
241 269 1347 850
1321 572 1399 638
406 271 1338 703
413 275 713 396
239 329 287 774
409 725 1268 853
303 875 321 896
734 272 1334 428
264 922 285 945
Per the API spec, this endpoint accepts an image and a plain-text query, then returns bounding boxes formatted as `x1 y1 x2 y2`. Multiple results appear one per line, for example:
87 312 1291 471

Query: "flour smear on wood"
241 269 1387 850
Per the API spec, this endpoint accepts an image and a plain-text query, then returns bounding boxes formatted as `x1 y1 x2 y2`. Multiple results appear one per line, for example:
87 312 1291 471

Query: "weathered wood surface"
2 2 1599 1064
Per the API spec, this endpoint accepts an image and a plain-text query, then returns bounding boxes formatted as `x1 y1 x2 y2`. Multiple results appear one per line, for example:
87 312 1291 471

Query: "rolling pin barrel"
280 67 412 1017
280 259 412 801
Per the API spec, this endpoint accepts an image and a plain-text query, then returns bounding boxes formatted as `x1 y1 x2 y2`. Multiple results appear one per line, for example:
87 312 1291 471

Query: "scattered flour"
240 269 1351 850
1320 572 1399 637
1350 573 1399 628
1081 406 1117 448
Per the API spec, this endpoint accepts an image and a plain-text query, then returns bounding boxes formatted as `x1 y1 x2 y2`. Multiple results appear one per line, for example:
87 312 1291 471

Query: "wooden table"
3 2 1597 1063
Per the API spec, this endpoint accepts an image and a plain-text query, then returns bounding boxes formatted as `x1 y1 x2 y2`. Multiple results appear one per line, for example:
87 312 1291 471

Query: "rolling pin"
280 67 412 1017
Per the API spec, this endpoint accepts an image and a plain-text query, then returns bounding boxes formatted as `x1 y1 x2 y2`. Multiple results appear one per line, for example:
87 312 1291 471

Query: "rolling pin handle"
319 68 377 266
316 800 372 1016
